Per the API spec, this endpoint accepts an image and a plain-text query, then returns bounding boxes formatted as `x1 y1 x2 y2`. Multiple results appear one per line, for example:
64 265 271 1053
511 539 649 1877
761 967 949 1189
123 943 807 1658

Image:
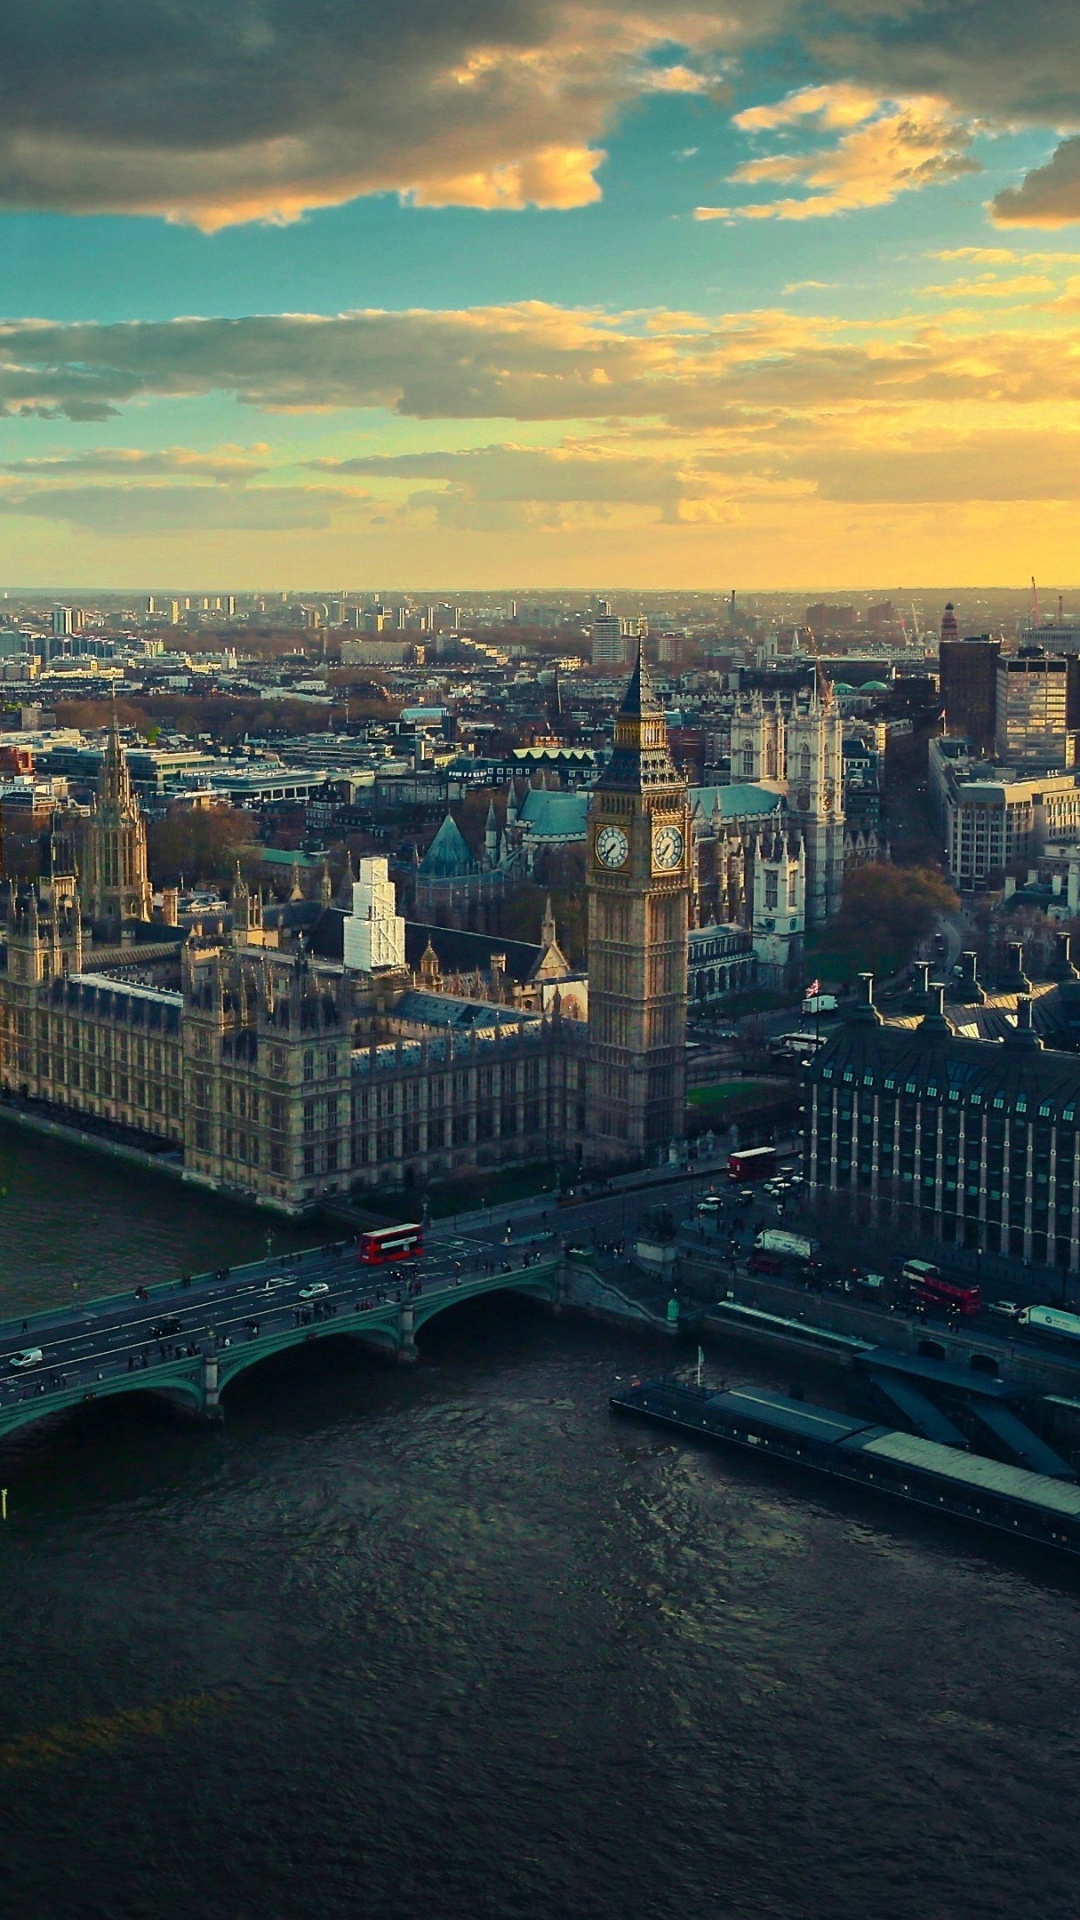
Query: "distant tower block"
941 602 959 644
343 857 406 972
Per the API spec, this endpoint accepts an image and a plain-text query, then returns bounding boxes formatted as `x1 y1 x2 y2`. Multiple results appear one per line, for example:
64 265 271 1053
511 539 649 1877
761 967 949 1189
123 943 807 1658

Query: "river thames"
1 1127 1080 1920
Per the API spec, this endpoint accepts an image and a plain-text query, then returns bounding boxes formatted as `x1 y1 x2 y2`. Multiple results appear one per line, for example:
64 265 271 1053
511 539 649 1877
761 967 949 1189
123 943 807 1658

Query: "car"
298 1282 330 1300
153 1320 183 1338
262 1277 292 1292
9 1348 43 1369
853 1271 885 1293
697 1195 722 1214
734 1189 755 1207
988 1299 1022 1318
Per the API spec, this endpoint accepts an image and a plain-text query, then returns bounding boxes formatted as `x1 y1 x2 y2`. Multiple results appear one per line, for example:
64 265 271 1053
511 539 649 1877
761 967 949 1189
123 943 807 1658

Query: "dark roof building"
805 971 1080 1275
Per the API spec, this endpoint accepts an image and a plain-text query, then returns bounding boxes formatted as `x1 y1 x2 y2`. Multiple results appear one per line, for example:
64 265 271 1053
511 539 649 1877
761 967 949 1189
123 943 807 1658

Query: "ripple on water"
1 1183 1080 1917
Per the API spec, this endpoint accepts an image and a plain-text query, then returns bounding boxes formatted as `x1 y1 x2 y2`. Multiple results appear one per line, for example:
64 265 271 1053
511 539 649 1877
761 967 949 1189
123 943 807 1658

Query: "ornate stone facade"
585 645 691 1163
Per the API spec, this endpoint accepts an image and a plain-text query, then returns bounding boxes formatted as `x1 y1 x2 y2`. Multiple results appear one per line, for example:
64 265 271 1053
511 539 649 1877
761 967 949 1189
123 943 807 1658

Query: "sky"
3 0 1080 590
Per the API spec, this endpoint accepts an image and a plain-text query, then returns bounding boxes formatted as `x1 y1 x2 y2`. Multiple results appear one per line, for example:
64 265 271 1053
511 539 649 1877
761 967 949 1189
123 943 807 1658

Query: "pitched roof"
617 638 661 718
418 812 478 877
517 787 589 840
691 782 785 819
808 1012 1080 1117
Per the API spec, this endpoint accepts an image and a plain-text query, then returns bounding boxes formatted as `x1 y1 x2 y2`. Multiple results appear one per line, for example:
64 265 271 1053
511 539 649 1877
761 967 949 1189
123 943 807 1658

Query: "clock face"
595 824 629 869
652 823 685 871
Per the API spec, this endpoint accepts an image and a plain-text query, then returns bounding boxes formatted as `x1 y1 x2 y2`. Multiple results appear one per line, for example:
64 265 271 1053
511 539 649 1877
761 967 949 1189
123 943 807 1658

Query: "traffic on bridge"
0 1227 561 1443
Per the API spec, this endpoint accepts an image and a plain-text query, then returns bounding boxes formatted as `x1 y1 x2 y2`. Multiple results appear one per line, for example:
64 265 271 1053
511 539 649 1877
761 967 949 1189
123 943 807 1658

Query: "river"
0 1127 1078 1920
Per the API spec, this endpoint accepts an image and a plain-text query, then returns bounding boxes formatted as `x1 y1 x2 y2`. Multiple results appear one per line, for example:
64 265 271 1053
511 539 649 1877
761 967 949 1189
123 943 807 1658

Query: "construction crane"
1031 575 1042 629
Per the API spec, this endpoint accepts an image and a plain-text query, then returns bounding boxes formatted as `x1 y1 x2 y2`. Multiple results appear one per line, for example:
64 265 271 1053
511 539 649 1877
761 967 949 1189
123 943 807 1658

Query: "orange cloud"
698 93 978 221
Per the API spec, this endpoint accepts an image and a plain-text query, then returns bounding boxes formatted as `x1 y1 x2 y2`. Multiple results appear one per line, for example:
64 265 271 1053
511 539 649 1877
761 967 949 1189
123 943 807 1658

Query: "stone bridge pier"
397 1303 417 1364
202 1350 224 1421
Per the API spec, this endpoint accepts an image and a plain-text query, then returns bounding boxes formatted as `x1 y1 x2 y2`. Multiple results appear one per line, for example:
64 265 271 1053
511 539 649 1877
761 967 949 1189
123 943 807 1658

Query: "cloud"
930 246 1019 263
806 434 1080 502
0 446 269 483
786 1 1080 126
698 91 979 222
6 301 1080 438
0 0 1075 233
992 137 1080 228
311 441 699 525
0 484 352 535
733 82 880 133
0 0 727 227
921 273 1056 298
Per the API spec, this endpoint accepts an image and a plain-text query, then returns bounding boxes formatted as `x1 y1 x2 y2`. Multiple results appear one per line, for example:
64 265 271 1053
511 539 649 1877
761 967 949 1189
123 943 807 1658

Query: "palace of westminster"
0 655 715 1212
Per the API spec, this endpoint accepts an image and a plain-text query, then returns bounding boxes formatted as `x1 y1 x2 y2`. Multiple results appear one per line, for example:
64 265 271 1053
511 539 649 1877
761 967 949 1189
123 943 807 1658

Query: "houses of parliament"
0 656 689 1213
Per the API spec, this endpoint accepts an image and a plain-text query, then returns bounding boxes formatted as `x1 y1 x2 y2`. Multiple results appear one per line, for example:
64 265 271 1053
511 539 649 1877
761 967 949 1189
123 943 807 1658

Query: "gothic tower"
81 718 153 933
751 829 805 990
785 680 844 926
585 644 691 1163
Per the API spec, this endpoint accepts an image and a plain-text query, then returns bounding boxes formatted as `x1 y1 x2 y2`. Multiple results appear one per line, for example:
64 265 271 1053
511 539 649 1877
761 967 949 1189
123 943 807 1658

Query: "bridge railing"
0 1238 359 1343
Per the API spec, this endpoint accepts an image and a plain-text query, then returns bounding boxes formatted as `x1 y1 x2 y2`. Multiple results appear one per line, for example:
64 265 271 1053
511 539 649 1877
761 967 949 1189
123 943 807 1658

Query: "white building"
590 615 634 668
343 858 407 973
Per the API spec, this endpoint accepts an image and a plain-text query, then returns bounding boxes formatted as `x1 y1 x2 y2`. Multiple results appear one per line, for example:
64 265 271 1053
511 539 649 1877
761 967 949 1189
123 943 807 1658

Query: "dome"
834 682 854 694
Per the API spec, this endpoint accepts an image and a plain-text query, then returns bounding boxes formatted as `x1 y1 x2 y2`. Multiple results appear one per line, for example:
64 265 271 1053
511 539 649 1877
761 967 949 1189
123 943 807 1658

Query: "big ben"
585 643 691 1164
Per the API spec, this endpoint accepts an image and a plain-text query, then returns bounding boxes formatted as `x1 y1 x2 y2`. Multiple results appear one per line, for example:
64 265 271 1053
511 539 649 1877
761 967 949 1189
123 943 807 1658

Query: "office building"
806 975 1080 1276
995 650 1070 765
591 615 634 669
940 634 1000 751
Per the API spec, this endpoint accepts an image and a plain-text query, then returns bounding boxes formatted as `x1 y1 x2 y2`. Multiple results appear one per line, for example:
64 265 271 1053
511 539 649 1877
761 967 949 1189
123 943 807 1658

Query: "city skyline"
0 5 1079 585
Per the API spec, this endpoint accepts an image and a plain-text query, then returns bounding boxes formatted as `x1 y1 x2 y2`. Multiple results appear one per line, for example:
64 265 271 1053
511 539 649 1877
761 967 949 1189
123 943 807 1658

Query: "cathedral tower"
585 644 691 1163
785 680 844 925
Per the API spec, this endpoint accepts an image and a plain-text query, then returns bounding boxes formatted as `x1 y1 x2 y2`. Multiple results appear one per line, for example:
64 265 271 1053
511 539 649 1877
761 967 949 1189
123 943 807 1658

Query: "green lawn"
356 1160 563 1221
687 1079 783 1119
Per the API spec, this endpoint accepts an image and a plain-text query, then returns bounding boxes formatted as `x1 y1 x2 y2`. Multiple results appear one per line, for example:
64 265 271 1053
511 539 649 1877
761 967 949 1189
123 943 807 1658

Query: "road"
0 1234 551 1409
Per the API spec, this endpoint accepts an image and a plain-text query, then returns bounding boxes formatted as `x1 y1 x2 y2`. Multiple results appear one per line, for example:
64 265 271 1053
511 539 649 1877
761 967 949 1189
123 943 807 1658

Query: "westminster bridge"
0 1236 561 1445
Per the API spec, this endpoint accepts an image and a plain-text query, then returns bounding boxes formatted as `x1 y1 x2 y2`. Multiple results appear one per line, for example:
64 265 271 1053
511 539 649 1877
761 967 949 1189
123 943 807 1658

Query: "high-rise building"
51 607 74 637
586 646 691 1162
940 602 959 645
940 633 1000 750
995 649 1070 765
591 614 633 668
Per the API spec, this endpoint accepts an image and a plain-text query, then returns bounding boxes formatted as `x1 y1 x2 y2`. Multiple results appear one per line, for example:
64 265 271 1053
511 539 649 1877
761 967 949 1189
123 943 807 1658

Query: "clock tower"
585 643 691 1165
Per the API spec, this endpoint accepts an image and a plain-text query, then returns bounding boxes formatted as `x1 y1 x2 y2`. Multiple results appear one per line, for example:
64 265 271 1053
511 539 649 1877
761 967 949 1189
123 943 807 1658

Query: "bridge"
0 1236 561 1445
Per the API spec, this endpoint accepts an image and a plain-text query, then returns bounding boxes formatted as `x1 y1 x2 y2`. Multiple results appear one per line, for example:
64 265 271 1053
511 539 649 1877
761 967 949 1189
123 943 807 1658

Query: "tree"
147 805 255 887
822 863 958 977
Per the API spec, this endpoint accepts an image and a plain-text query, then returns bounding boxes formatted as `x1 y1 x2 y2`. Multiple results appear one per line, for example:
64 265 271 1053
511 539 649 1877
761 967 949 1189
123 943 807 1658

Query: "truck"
749 1228 820 1273
802 992 839 1016
727 1145 777 1183
1017 1304 1080 1342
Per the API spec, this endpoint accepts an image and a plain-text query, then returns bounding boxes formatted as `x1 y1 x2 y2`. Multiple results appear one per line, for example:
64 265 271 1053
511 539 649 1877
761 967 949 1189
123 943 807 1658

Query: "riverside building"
0 666 692 1212
805 970 1080 1277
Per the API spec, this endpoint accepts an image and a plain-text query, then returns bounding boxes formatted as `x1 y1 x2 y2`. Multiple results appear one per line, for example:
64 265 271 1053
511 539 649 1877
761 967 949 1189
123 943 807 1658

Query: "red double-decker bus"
901 1259 981 1316
358 1223 424 1265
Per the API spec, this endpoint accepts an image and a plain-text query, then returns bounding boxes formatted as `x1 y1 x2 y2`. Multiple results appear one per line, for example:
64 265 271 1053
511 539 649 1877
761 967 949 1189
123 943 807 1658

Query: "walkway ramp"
865 1370 969 1449
963 1402 1076 1481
